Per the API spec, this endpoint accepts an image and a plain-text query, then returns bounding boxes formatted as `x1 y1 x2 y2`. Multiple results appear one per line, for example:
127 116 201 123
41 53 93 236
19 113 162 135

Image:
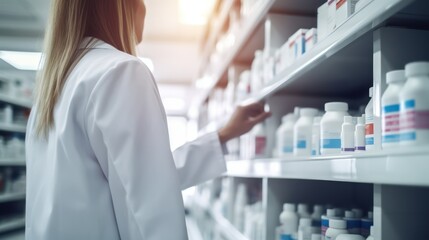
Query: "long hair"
34 0 138 137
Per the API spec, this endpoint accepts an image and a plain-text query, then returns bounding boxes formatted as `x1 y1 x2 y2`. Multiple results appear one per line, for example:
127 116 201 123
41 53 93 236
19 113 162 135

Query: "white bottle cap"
326 208 336 217
367 211 373 219
313 204 324 213
405 61 429 78
344 210 355 218
281 114 291 123
325 102 348 112
344 116 353 124
311 234 322 240
300 108 318 117
386 70 406 84
283 203 296 212
299 218 312 227
334 208 345 217
357 117 364 125
369 87 373 98
351 208 363 218
329 219 347 229
298 203 309 212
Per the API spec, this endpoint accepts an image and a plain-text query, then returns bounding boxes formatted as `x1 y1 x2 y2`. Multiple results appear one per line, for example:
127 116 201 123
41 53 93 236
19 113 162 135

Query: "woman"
25 0 270 239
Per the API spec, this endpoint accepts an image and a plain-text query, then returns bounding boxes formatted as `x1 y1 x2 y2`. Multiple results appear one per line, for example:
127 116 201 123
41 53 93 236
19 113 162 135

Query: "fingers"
240 101 265 112
249 111 271 125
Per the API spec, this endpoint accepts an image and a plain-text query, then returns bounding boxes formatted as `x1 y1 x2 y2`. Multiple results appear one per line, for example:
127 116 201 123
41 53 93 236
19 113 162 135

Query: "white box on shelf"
264 14 316 57
327 0 336 34
288 29 308 62
336 0 359 27
305 28 318 52
317 2 329 41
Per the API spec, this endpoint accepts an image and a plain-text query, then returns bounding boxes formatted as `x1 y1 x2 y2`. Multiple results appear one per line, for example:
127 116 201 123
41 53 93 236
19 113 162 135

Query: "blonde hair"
35 0 138 137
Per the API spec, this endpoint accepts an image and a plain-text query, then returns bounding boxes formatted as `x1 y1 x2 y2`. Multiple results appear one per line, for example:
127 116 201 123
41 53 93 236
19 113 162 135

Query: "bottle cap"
344 210 355 218
367 211 373 219
329 219 346 229
343 116 353 124
300 108 318 117
283 203 296 212
325 102 348 112
313 204 324 213
299 218 312 227
405 61 429 78
352 208 363 218
326 209 336 217
298 203 309 213
334 208 345 217
369 87 373 98
386 70 406 84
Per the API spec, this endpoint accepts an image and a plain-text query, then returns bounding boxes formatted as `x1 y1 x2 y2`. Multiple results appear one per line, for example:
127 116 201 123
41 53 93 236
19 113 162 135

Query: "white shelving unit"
0 124 26 133
0 159 26 167
0 193 25 204
0 93 32 109
191 0 429 239
0 217 25 234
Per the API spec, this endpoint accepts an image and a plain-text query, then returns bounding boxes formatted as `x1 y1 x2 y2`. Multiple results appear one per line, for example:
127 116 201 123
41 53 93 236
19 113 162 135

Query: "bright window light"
0 51 42 71
162 97 186 112
138 57 155 73
179 0 216 25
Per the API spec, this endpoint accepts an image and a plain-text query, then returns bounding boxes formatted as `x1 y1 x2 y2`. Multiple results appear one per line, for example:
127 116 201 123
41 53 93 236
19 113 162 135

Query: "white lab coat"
25 39 227 240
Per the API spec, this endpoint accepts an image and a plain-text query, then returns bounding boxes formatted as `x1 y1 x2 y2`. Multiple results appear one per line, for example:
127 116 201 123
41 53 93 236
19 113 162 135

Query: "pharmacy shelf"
194 0 276 107
242 0 416 103
0 159 26 167
199 0 235 72
226 146 429 187
0 193 25 204
0 94 32 109
0 217 25 234
210 209 249 240
0 123 26 133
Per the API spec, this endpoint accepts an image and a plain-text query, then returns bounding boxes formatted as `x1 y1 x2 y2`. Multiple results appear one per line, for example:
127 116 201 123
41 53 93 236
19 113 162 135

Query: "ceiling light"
179 0 216 25
0 51 42 71
138 57 155 73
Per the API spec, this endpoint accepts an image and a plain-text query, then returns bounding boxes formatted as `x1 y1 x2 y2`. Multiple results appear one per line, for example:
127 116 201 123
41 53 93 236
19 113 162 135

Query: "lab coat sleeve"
85 59 188 239
173 131 227 190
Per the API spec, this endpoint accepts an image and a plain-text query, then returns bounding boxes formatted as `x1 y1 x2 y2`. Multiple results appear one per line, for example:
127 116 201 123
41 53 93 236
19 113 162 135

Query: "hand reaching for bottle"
218 102 271 144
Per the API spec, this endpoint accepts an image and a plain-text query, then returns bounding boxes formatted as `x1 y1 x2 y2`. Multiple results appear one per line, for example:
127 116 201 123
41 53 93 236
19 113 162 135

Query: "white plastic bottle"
278 203 299 240
354 116 366 152
277 113 299 158
366 226 375 240
297 218 312 240
312 117 322 156
321 209 337 237
341 116 355 153
365 87 381 151
382 70 406 148
311 233 322 240
294 108 319 156
400 61 429 145
311 204 325 227
297 203 311 218
4 104 13 125
251 124 267 159
325 219 348 240
321 102 349 155
336 234 365 240
233 184 248 232
251 50 263 93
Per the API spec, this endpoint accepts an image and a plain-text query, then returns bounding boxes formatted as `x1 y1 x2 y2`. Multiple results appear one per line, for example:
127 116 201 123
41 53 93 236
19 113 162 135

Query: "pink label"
384 114 400 132
255 136 266 155
402 110 429 130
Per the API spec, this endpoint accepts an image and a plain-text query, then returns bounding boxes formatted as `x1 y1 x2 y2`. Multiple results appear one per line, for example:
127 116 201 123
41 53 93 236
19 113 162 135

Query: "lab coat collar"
80 37 115 50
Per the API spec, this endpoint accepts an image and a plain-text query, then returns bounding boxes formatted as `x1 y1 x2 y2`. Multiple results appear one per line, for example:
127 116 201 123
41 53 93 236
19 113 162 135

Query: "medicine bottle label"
401 99 429 141
322 131 341 149
365 114 374 145
296 134 307 149
255 136 267 155
280 234 293 240
282 138 294 153
382 104 401 143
